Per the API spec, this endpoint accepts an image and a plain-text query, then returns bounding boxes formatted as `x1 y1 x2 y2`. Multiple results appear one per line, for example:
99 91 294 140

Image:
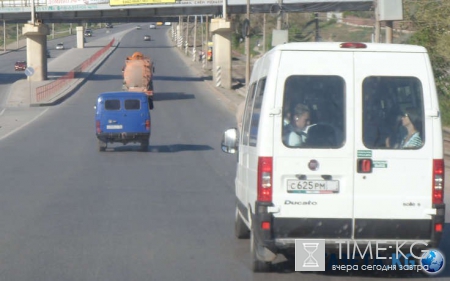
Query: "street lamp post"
245 0 250 92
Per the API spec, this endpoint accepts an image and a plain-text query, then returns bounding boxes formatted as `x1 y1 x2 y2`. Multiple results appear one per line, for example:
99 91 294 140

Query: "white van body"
224 42 445 271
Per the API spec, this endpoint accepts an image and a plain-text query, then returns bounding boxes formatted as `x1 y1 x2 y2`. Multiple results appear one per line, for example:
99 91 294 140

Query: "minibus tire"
251 231 271 272
235 206 250 239
140 139 149 151
98 140 107 152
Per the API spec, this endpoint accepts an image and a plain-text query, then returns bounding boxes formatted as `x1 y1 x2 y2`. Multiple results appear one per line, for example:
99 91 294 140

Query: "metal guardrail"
35 38 115 102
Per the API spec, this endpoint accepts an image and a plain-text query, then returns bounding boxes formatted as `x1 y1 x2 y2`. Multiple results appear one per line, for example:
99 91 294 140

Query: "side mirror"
221 128 238 154
93 105 97 110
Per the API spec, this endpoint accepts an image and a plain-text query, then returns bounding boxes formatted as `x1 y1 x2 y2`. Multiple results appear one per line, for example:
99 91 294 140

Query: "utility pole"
205 15 209 69
193 15 197 61
31 0 35 24
277 0 282 30
314 13 319 42
222 0 227 19
385 21 393 43
3 20 5 52
185 16 189 55
374 0 380 43
263 13 266 54
245 0 250 91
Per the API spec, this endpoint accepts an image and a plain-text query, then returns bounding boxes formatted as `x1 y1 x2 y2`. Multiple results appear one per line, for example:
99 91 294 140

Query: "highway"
0 24 448 280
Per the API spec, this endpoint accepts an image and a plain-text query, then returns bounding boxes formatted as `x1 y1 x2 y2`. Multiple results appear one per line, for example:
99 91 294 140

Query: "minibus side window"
362 76 424 149
105 99 120 110
282 75 345 149
124 99 141 110
242 83 257 146
249 78 266 147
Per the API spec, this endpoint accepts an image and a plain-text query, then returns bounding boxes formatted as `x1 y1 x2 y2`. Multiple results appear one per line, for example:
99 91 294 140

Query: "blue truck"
95 92 153 151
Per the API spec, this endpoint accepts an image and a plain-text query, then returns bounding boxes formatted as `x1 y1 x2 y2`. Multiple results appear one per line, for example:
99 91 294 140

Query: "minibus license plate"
287 180 339 194
106 125 123 129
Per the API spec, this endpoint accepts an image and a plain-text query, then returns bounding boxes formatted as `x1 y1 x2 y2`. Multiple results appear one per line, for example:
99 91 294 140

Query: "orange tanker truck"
122 52 154 99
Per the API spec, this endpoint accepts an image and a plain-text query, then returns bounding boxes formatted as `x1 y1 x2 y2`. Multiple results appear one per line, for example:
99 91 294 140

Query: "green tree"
404 0 450 97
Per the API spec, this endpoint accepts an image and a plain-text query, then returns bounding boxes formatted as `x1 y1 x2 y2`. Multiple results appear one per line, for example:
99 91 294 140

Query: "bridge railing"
35 38 115 103
0 0 47 7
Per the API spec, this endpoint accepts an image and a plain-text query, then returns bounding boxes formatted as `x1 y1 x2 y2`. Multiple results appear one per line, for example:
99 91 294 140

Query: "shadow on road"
153 75 207 82
105 144 213 153
152 92 195 101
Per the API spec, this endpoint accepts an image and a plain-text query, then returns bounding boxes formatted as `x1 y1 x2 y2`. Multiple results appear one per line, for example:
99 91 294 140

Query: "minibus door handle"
357 159 373 173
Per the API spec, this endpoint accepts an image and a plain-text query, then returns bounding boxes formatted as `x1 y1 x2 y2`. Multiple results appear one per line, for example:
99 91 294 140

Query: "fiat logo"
308 160 319 171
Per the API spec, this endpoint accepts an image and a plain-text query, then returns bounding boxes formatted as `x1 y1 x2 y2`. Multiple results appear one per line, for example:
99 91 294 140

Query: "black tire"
98 140 107 152
251 231 272 272
235 206 250 239
140 138 149 151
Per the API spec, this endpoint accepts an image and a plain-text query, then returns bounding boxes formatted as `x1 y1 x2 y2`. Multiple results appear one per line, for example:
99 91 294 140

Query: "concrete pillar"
76 26 84 48
210 18 231 89
22 23 49 81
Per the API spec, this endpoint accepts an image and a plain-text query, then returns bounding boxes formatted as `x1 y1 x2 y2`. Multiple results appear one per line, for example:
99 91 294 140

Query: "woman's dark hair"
404 107 422 134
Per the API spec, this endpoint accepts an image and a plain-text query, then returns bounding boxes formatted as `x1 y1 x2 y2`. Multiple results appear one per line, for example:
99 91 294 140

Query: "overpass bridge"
3 0 374 93
0 0 373 23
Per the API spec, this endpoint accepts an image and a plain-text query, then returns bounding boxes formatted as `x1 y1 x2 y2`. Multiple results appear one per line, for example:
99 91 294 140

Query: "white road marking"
0 108 50 141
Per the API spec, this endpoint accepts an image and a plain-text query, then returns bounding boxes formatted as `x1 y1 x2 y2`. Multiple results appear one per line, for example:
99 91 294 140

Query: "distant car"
56 43 64 50
149 24 156 29
105 23 113 28
84 29 92 37
14 61 26 71
164 22 172 26
136 25 141 30
156 22 163 26
144 35 151 41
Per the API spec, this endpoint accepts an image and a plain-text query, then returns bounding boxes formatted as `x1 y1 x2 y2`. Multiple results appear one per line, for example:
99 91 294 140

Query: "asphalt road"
0 24 448 280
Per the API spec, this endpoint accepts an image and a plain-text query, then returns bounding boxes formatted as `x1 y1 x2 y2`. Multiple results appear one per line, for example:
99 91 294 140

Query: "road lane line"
0 108 50 141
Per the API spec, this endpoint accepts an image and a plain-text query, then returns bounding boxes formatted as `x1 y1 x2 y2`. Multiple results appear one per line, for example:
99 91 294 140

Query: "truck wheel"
235 206 250 239
140 139 149 151
251 231 272 272
98 140 107 152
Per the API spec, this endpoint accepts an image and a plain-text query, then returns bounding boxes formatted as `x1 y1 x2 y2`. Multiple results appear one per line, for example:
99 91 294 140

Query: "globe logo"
420 249 445 275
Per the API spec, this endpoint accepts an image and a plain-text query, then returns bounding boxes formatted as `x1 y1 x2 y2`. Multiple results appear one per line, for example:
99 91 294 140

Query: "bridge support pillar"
210 18 231 90
76 26 85 49
22 23 50 81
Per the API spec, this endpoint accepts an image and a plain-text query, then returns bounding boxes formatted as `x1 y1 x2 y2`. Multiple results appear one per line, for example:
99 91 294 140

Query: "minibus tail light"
96 120 101 134
145 120 151 130
432 159 444 204
257 157 273 202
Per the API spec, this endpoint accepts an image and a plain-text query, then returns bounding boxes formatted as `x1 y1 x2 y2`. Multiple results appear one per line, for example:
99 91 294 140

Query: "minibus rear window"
125 99 141 110
282 75 345 149
362 76 424 149
105 99 120 110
